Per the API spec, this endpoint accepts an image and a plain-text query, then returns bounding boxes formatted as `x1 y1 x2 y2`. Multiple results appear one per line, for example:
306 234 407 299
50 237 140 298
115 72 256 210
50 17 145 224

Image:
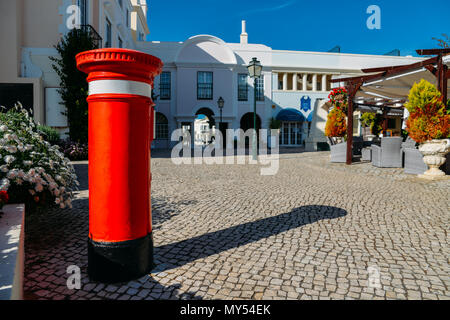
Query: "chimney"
240 20 248 44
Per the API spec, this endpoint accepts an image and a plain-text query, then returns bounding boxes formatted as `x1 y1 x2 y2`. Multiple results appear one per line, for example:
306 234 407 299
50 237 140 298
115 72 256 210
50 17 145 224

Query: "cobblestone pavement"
23 151 450 300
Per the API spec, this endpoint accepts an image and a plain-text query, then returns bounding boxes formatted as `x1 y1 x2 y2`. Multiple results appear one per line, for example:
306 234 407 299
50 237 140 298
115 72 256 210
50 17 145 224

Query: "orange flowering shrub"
325 107 347 137
406 97 450 143
405 80 450 143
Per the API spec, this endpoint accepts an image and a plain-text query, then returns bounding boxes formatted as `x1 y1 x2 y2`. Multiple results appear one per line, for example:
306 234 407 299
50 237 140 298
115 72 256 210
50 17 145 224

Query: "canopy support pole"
382 108 388 134
416 49 450 104
345 82 361 165
437 53 448 103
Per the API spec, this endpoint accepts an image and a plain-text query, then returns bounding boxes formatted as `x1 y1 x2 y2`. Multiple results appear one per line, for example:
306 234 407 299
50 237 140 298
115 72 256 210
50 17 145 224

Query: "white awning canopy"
360 67 449 100
332 52 450 108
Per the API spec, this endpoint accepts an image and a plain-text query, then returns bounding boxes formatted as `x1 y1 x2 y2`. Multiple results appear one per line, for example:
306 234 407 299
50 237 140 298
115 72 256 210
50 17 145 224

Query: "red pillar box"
76 49 162 282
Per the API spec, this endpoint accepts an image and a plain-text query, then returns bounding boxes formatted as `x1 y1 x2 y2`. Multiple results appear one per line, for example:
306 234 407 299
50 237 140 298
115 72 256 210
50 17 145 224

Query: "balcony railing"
80 24 103 48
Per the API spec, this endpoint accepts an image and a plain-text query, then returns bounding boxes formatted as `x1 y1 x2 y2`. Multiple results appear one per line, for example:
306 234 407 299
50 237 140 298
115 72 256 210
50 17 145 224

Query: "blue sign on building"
300 96 313 121
300 96 311 112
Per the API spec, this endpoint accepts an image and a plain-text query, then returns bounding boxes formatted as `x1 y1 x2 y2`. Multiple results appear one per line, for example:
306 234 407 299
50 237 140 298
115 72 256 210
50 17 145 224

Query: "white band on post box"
89 79 152 98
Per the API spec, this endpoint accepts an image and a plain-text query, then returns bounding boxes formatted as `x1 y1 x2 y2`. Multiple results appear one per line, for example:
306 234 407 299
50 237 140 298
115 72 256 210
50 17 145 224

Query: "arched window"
155 112 168 139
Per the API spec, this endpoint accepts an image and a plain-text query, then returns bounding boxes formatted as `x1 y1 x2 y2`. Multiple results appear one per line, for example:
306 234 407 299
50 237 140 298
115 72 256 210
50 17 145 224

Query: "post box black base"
88 233 154 283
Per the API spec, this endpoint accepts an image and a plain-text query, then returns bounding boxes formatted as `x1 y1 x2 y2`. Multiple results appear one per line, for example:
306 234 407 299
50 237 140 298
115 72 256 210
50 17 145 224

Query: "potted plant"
328 87 348 114
360 112 382 140
324 106 349 162
325 88 348 144
268 117 281 148
405 79 450 178
325 107 347 144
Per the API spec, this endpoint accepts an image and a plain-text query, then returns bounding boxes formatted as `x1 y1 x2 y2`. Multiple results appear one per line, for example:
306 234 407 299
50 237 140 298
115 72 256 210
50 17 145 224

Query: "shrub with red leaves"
406 97 450 143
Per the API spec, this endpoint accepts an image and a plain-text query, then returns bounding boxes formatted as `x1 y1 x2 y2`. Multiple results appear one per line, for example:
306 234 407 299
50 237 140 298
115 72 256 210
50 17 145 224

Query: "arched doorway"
195 108 215 127
155 112 168 140
240 112 262 148
153 112 169 149
194 107 216 146
240 112 261 132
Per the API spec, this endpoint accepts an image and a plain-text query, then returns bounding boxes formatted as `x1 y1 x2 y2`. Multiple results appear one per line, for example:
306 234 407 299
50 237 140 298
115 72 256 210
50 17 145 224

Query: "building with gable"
138 21 424 150
0 0 149 137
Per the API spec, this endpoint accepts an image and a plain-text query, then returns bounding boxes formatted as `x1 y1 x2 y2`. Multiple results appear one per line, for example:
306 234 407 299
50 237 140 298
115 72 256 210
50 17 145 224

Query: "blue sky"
146 0 449 56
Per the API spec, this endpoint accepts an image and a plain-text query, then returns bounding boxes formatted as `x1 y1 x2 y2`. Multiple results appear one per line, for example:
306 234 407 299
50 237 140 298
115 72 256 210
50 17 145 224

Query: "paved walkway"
23 151 449 300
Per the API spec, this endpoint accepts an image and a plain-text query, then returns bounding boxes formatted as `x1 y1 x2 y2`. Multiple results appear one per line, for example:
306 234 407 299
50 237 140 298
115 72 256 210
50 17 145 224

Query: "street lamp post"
217 96 224 127
217 96 224 147
247 57 262 160
151 92 159 147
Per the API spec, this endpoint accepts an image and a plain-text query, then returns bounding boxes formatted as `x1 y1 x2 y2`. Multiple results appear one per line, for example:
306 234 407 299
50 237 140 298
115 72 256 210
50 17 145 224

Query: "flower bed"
59 139 88 161
0 104 79 213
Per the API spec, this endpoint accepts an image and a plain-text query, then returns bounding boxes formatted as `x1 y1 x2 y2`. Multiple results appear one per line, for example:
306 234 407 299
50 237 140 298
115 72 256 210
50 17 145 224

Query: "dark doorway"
240 112 261 148
240 112 261 132
0 83 34 112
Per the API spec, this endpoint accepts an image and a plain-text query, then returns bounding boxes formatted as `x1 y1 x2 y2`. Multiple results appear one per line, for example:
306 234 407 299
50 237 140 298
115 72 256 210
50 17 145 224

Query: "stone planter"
418 139 450 178
333 136 344 144
0 204 25 300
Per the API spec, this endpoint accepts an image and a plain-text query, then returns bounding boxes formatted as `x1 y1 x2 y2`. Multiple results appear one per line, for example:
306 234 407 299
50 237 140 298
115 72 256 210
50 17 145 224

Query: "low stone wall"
0 204 25 300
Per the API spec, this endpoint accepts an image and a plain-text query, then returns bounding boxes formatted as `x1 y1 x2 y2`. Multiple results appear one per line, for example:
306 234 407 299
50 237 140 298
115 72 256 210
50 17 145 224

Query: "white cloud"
237 0 297 16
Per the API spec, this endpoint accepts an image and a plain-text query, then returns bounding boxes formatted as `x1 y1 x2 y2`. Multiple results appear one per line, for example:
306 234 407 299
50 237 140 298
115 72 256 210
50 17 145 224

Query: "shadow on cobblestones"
23 196 204 300
98 275 205 300
153 205 347 272
152 198 197 231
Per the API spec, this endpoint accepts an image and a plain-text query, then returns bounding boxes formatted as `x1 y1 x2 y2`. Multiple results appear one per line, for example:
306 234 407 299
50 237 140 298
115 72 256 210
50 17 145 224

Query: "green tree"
404 79 442 114
50 28 98 143
360 112 382 136
268 117 281 129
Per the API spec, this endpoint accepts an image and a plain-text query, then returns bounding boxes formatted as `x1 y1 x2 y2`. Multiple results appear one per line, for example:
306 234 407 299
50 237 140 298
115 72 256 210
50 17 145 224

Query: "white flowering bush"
0 103 79 213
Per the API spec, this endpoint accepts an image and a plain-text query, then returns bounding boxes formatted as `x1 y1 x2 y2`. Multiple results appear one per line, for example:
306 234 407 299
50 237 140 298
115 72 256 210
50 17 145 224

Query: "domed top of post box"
76 48 163 84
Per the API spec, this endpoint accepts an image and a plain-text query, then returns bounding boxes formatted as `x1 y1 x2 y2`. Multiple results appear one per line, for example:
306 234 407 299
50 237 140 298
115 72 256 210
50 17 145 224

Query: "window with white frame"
238 74 248 101
105 18 112 48
159 72 171 100
197 72 213 100
255 76 264 101
155 112 169 139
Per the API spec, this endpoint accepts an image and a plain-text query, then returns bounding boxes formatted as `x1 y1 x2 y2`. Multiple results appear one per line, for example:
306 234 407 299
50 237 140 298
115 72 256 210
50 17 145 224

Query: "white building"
0 0 150 136
138 21 424 151
193 115 216 146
